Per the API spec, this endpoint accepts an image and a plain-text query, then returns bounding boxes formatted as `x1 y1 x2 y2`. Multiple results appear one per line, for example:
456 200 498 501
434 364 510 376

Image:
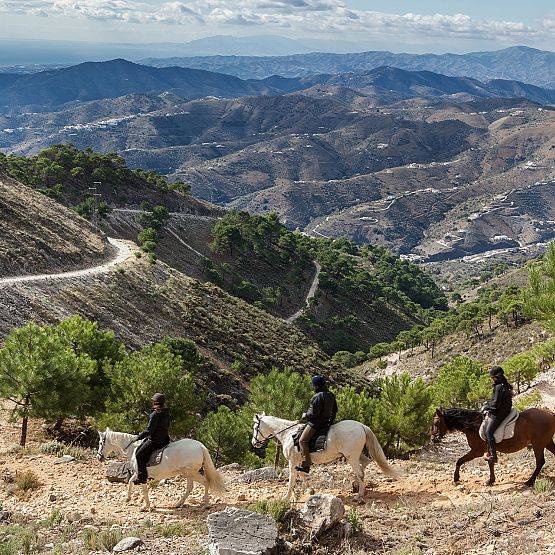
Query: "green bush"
503 352 538 394
248 499 291 524
432 356 489 409
101 342 199 436
372 373 434 455
197 406 250 467
334 386 376 424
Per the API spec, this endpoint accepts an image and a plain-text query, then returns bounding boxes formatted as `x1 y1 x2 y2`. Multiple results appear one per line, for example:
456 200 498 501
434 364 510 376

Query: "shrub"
0 322 95 446
101 342 199 436
155 522 187 537
248 499 291 524
503 352 538 394
334 386 376 424
372 373 434 455
245 368 312 420
14 470 41 495
514 390 542 411
534 478 554 495
197 406 250 467
82 528 123 551
432 356 489 409
347 507 362 533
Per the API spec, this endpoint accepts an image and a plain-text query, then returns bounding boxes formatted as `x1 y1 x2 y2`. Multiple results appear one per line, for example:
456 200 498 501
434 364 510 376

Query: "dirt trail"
285 261 321 323
0 238 134 287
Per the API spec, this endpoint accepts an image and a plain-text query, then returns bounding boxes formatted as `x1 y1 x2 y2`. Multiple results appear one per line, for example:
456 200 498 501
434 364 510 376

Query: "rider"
133 393 171 484
296 375 337 474
483 366 513 463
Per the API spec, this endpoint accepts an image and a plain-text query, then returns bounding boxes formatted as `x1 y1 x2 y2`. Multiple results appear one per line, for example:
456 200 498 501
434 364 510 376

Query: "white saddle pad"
479 408 519 443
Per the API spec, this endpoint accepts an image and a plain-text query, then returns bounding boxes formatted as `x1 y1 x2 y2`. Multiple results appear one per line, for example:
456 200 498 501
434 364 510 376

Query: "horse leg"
348 457 365 502
141 483 151 512
454 449 481 483
359 455 377 489
486 459 496 486
174 476 193 508
524 446 545 487
126 479 133 503
286 460 297 501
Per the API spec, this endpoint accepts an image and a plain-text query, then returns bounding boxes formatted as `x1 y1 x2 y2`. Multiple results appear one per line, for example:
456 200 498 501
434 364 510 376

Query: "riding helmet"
151 392 166 405
488 366 504 378
311 375 326 389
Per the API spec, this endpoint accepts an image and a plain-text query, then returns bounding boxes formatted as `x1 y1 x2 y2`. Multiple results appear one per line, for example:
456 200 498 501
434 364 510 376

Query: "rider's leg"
484 418 499 463
134 439 155 484
297 425 316 472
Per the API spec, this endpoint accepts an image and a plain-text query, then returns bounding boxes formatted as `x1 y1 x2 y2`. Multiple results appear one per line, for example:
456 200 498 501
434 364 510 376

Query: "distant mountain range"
142 46 555 89
0 59 553 111
0 35 363 67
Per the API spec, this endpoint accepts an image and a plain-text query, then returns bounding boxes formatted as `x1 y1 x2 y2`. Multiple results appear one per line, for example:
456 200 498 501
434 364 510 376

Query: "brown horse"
431 407 555 486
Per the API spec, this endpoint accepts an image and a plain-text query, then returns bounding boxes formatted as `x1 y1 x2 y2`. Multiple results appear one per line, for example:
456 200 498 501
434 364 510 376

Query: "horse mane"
442 408 483 432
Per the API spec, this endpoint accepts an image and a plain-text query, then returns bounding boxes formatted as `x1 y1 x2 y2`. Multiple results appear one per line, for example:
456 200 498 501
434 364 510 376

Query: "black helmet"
151 393 166 405
489 366 504 378
311 375 326 389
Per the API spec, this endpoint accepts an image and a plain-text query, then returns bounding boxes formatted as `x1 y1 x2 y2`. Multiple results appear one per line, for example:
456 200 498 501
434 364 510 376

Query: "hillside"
0 176 334 401
0 173 109 278
142 45 555 87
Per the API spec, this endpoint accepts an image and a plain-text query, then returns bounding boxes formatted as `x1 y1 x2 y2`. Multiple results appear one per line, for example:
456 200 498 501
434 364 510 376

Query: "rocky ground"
1 410 555 555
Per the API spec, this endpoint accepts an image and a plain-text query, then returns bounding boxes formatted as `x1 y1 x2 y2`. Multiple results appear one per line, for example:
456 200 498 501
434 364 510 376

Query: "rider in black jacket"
133 393 171 484
483 366 513 463
296 375 338 474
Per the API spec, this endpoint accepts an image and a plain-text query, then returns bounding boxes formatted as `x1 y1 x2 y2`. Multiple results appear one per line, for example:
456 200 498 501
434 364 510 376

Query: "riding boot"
485 438 498 463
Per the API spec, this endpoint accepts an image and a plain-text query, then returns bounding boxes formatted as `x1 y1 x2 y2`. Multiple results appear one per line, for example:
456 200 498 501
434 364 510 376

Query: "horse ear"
261 411 265 417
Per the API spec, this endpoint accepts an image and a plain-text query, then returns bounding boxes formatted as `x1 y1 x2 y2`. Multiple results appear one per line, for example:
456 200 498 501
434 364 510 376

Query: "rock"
207 507 278 555
106 461 133 484
219 462 242 472
112 537 143 552
299 494 345 536
49 494 57 502
54 455 75 464
239 467 279 484
0 510 11 522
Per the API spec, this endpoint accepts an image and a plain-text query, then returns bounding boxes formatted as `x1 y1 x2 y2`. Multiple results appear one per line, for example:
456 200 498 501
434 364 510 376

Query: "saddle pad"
147 446 168 467
479 408 519 443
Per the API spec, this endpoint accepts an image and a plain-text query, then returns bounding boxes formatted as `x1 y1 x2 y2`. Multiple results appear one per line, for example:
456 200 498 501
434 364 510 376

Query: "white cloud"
0 0 551 43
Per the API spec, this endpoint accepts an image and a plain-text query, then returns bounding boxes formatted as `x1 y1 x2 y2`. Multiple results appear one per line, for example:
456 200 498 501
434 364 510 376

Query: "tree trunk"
20 397 30 447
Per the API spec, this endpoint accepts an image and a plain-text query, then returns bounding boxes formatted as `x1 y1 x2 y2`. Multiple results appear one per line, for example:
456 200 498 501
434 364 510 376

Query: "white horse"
97 429 226 511
251 414 398 502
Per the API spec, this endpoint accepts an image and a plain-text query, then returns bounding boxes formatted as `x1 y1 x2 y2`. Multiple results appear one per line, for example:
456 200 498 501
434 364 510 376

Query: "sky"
0 0 554 53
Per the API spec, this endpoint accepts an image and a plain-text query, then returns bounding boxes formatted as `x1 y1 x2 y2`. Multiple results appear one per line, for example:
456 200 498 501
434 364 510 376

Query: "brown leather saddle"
292 426 329 453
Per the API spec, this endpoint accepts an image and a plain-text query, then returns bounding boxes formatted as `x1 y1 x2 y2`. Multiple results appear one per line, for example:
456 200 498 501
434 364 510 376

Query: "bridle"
252 414 301 448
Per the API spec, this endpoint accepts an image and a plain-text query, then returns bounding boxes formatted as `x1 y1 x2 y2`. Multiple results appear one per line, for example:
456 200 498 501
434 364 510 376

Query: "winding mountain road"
285 261 321 323
0 238 133 287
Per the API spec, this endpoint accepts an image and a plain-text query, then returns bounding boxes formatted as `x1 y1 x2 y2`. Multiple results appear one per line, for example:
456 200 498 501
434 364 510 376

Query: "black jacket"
304 390 338 430
484 383 512 416
137 407 170 444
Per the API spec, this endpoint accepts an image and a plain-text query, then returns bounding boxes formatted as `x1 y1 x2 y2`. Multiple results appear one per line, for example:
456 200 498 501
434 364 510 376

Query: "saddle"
292 426 329 453
479 408 519 443
146 444 169 467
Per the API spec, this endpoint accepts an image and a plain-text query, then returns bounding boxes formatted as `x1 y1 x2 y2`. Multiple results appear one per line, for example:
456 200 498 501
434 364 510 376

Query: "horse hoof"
524 481 534 488
486 480 495 486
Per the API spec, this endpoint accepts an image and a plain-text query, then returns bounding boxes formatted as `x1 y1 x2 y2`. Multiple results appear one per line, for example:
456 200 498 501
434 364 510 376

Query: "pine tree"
525 242 555 332
0 322 94 446
503 352 538 394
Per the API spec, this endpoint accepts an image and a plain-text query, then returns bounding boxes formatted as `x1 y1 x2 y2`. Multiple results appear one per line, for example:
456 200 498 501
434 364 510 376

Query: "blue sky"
0 1 553 53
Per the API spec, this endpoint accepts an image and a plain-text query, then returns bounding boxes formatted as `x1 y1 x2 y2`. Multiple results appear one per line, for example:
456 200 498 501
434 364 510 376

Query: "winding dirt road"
0 238 134 287
285 261 321 323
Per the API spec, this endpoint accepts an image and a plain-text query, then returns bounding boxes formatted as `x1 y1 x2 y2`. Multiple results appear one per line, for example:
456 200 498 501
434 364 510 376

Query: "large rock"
239 467 279 484
112 537 143 552
106 461 132 483
300 494 345 536
207 507 278 555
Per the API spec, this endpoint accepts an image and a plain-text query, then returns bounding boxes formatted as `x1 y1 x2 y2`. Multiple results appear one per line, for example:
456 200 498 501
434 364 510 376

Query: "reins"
253 416 300 445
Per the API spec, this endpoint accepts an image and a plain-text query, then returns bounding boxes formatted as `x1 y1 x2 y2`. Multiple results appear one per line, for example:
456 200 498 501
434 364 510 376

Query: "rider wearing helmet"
133 393 171 484
483 366 513 463
296 375 337 474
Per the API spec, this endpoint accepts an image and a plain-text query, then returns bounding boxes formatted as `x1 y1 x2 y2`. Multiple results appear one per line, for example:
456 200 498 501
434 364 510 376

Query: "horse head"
97 428 114 461
430 408 447 443
251 413 270 449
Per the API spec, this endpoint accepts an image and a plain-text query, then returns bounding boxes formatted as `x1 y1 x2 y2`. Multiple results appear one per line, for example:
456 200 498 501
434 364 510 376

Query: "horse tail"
201 445 227 494
363 425 400 478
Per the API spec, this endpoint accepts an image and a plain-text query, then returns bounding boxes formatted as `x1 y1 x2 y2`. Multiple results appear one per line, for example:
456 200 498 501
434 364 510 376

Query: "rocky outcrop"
299 494 345 536
207 507 278 555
